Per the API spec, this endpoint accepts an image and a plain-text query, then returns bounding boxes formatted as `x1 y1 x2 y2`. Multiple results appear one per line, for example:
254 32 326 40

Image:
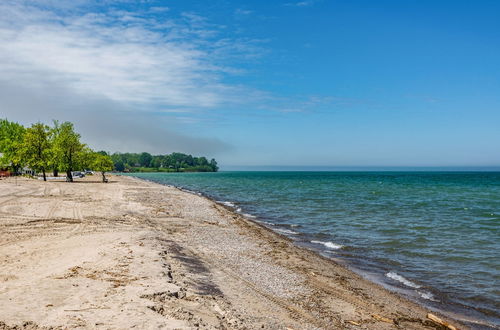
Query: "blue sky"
0 0 499 166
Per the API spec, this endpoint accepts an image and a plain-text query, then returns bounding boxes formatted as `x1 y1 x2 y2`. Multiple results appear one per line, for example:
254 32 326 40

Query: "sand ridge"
0 175 463 329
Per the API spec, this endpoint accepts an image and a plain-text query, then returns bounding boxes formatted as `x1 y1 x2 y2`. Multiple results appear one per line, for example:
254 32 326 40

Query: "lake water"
125 171 500 328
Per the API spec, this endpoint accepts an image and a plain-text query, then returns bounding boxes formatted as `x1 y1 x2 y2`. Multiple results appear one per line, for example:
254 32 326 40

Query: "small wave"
276 223 301 228
242 213 256 219
418 291 437 301
217 201 236 208
275 228 299 235
236 207 242 212
311 240 343 250
258 221 275 226
385 272 421 289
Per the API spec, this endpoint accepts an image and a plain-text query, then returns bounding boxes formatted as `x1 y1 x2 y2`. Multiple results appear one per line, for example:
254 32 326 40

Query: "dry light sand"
0 175 464 329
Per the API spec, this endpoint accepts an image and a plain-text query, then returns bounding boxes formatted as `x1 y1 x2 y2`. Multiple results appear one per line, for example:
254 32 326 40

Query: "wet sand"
0 175 464 329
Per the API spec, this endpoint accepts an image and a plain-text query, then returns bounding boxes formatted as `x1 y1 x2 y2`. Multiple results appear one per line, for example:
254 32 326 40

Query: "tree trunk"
42 169 46 181
101 171 106 183
66 170 73 182
53 169 58 177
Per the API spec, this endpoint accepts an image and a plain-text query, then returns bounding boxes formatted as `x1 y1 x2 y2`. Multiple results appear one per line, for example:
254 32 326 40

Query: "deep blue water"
125 171 500 328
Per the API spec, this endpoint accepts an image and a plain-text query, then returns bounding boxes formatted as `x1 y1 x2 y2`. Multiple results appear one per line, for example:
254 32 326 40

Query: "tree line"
111 152 218 172
0 119 114 182
0 119 219 182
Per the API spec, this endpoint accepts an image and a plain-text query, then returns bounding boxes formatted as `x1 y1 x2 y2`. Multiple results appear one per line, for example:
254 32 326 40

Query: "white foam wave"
275 228 299 235
242 213 256 219
385 272 421 289
311 240 343 250
217 200 237 208
259 221 275 226
418 291 437 301
236 207 242 212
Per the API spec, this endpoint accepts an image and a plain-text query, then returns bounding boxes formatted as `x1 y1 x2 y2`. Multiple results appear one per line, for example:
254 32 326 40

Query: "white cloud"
0 1 255 110
285 1 316 7
235 8 253 16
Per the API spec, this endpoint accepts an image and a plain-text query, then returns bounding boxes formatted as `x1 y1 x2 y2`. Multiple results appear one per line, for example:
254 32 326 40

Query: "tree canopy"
21 122 51 181
52 122 86 182
0 119 25 173
0 119 113 182
110 152 218 172
92 152 114 182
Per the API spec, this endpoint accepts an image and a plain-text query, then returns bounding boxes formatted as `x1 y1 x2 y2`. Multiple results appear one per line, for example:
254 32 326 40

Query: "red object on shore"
0 170 11 177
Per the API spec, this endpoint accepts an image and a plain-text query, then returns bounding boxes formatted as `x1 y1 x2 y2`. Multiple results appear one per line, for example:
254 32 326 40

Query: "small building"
21 167 36 176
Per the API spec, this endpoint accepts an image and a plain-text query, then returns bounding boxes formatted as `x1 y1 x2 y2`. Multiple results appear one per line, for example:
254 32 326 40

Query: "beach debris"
372 314 394 324
346 320 361 326
427 313 458 330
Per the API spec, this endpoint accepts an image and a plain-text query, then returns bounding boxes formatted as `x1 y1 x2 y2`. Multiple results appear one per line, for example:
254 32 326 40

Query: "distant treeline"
0 118 219 181
111 152 218 172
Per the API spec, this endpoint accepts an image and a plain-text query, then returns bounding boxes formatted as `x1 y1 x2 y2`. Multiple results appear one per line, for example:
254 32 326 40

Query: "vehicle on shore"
71 171 85 178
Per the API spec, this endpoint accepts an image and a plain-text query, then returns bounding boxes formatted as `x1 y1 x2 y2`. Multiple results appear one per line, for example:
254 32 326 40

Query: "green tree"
0 119 26 174
114 160 125 172
78 147 95 171
151 155 163 168
210 158 219 172
21 122 51 181
91 153 114 182
139 152 152 167
52 122 84 182
107 151 218 172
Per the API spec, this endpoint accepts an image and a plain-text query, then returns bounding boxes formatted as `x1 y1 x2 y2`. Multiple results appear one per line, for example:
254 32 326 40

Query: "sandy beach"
0 175 463 329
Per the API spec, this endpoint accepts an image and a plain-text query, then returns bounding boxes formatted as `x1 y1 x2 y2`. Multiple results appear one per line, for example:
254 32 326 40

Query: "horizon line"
219 165 500 172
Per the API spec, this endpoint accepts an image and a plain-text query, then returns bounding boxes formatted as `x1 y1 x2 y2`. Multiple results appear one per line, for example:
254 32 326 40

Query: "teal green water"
126 171 500 328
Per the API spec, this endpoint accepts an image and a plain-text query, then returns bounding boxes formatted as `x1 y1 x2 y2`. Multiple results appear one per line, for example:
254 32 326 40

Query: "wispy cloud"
0 1 255 110
235 8 254 16
285 1 317 7
254 95 351 114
